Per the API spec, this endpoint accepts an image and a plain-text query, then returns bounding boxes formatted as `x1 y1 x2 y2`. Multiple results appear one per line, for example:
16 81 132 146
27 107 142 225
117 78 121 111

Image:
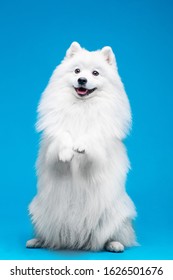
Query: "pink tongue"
77 89 88 95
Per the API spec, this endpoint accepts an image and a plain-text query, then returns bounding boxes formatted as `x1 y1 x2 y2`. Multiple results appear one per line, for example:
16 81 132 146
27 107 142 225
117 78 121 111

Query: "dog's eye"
92 70 99 76
74 68 80 74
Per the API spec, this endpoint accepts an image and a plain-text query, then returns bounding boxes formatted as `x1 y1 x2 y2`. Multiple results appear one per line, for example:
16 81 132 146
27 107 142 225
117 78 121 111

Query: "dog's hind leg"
26 238 44 249
105 219 137 252
105 241 124 252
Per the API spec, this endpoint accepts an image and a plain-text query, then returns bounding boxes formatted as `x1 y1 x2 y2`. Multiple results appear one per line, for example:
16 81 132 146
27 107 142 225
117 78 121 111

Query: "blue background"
0 0 173 260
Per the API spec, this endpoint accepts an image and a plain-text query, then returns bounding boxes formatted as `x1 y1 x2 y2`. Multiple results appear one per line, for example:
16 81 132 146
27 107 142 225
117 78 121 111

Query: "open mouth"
74 87 97 97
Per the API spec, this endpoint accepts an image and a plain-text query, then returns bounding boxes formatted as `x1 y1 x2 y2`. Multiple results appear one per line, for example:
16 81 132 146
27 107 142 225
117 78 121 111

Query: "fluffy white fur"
27 42 137 252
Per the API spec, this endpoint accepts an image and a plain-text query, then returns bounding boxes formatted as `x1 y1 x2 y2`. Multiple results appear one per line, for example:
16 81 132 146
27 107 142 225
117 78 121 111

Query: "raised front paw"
59 148 74 162
73 141 86 154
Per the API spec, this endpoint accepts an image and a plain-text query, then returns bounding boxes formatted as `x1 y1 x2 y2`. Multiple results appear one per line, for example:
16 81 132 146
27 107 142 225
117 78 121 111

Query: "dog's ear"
101 46 116 67
66 42 81 58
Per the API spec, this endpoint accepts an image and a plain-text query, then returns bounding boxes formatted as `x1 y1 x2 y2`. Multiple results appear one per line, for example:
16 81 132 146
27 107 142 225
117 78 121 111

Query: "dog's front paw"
73 141 86 154
59 148 74 162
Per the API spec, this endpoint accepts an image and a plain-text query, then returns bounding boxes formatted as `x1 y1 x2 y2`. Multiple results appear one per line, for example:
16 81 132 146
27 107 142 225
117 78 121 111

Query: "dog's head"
56 42 119 100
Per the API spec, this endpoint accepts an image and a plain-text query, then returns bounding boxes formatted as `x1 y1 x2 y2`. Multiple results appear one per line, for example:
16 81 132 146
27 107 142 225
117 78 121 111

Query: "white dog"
27 42 137 252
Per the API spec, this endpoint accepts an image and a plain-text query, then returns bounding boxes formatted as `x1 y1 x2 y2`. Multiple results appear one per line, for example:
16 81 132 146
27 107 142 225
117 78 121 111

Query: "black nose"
78 77 87 85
